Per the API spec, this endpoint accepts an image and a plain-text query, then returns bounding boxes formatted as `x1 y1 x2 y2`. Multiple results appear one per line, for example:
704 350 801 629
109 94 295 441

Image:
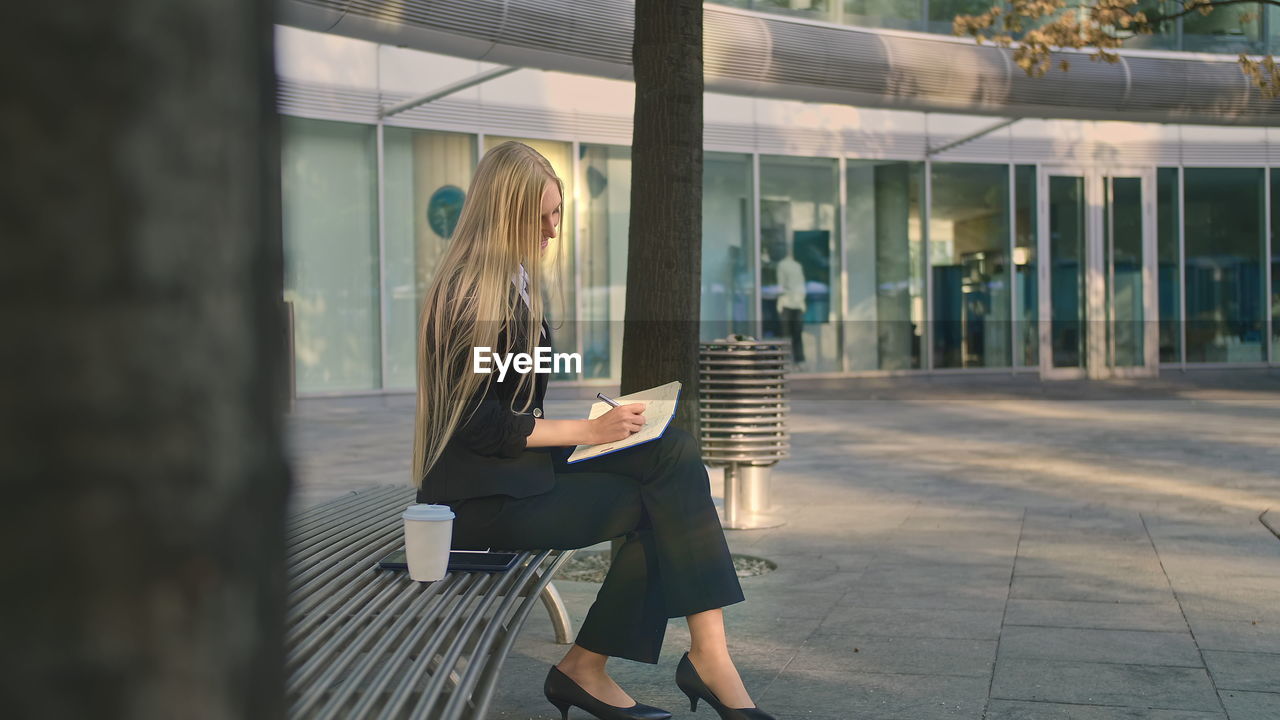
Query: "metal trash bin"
699 337 790 530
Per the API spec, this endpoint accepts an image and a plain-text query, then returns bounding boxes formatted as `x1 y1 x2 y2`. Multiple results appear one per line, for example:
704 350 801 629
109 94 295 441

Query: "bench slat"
288 485 405 534
311 574 466 720
403 566 525 720
469 551 576 719
286 486 571 720
369 572 505 720
438 550 553 719
345 572 487 719
287 571 381 650
288 523 400 613
288 488 407 559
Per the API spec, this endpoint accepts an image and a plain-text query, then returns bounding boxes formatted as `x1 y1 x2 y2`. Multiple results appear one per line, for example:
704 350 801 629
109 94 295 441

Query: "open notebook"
566 381 682 464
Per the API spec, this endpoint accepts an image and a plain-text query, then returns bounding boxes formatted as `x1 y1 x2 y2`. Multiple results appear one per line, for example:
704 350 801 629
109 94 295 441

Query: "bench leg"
539 582 574 645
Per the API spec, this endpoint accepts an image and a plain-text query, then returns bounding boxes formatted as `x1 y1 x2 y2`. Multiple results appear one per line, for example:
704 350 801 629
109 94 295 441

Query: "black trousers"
781 308 805 363
447 427 745 664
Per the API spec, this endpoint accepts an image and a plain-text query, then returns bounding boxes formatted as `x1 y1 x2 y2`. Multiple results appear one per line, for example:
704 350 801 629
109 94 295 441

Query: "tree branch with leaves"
953 0 1280 96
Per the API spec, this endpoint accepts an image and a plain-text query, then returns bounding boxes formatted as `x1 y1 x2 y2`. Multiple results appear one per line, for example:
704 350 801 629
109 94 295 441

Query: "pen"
596 392 621 408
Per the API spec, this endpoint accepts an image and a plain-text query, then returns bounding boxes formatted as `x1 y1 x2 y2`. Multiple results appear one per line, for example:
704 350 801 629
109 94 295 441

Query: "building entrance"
1038 167 1159 379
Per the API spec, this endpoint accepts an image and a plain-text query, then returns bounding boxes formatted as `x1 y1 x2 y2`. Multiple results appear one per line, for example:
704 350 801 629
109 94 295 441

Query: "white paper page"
566 381 681 463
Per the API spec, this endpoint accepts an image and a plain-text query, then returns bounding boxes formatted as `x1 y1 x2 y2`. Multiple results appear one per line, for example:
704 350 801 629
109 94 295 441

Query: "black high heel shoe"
675 653 776 720
543 665 672 720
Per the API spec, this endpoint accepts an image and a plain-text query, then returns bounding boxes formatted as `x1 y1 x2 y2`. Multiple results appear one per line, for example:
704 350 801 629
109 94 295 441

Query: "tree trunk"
0 2 289 719
622 0 704 436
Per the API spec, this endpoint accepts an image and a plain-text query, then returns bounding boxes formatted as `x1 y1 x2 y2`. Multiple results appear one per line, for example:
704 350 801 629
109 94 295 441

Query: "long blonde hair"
413 141 564 488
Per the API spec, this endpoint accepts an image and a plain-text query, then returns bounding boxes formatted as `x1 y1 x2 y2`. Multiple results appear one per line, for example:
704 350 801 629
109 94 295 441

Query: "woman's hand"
587 403 646 444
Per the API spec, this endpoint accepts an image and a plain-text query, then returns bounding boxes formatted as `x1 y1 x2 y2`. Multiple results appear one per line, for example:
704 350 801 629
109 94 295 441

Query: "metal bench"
285 485 576 719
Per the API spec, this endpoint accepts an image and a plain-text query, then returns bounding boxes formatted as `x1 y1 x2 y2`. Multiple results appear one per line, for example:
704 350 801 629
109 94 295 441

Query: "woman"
414 141 775 720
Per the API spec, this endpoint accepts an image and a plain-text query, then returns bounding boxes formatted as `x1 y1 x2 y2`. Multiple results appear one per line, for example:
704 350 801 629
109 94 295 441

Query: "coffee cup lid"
403 503 455 522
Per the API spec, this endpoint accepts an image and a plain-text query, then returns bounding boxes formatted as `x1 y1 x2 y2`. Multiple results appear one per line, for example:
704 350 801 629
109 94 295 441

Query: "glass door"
1038 168 1158 379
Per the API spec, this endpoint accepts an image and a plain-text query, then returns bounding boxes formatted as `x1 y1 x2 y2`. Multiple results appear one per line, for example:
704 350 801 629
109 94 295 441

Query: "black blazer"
417 302 556 504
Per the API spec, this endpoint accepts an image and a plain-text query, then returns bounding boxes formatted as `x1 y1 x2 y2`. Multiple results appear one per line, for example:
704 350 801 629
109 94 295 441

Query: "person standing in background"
775 243 806 366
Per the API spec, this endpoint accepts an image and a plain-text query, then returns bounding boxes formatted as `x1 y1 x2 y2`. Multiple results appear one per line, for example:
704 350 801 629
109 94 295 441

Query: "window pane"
382 128 476 389
1109 177 1144 367
483 136 577 379
1273 4 1280 54
760 156 841 372
1049 176 1086 369
1184 168 1266 363
927 0 997 34
1183 2 1263 54
930 163 1011 368
1272 168 1279 362
1015 165 1038 366
752 0 834 21
1157 167 1181 363
281 117 380 393
703 152 757 343
843 0 923 30
846 161 925 370
580 144 631 380
1123 0 1178 50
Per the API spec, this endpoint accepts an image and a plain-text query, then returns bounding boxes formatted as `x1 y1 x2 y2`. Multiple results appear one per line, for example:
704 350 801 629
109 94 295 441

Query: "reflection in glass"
1157 168 1181 363
383 128 476 389
846 161 925 370
1122 0 1178 50
844 0 922 30
930 163 1011 368
751 0 834 20
1107 177 1144 367
1183 2 1263 54
1184 168 1265 363
760 156 841 372
927 0 997 34
1048 176 1086 369
484 136 577 378
1273 5 1280 55
711 0 1265 53
703 152 757 343
1015 165 1038 366
1271 169 1279 362
281 117 381 393
579 144 631 380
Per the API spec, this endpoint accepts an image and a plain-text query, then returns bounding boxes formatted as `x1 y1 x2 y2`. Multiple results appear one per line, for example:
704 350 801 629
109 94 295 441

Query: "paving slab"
1010 574 1175 604
1180 591 1280 623
788 634 998 678
1013 556 1168 578
838 586 1012 612
817 606 1006 640
1219 690 1280 720
855 566 1015 597
986 699 1225 719
759 667 991 720
1186 617 1280 654
991 658 1221 711
1202 650 1280 692
998 626 1203 667
1004 598 1189 632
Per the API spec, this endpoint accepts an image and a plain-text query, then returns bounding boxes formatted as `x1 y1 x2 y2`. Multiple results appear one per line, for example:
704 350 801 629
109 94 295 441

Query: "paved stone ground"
287 370 1280 720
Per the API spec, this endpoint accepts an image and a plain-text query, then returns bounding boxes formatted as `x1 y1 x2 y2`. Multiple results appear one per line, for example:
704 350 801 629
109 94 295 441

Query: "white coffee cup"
402 503 455 582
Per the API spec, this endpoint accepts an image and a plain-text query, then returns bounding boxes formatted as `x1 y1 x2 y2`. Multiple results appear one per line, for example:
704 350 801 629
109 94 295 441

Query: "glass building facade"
713 0 1277 55
1183 168 1268 363
281 117 381 393
845 161 926 371
280 115 1277 393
